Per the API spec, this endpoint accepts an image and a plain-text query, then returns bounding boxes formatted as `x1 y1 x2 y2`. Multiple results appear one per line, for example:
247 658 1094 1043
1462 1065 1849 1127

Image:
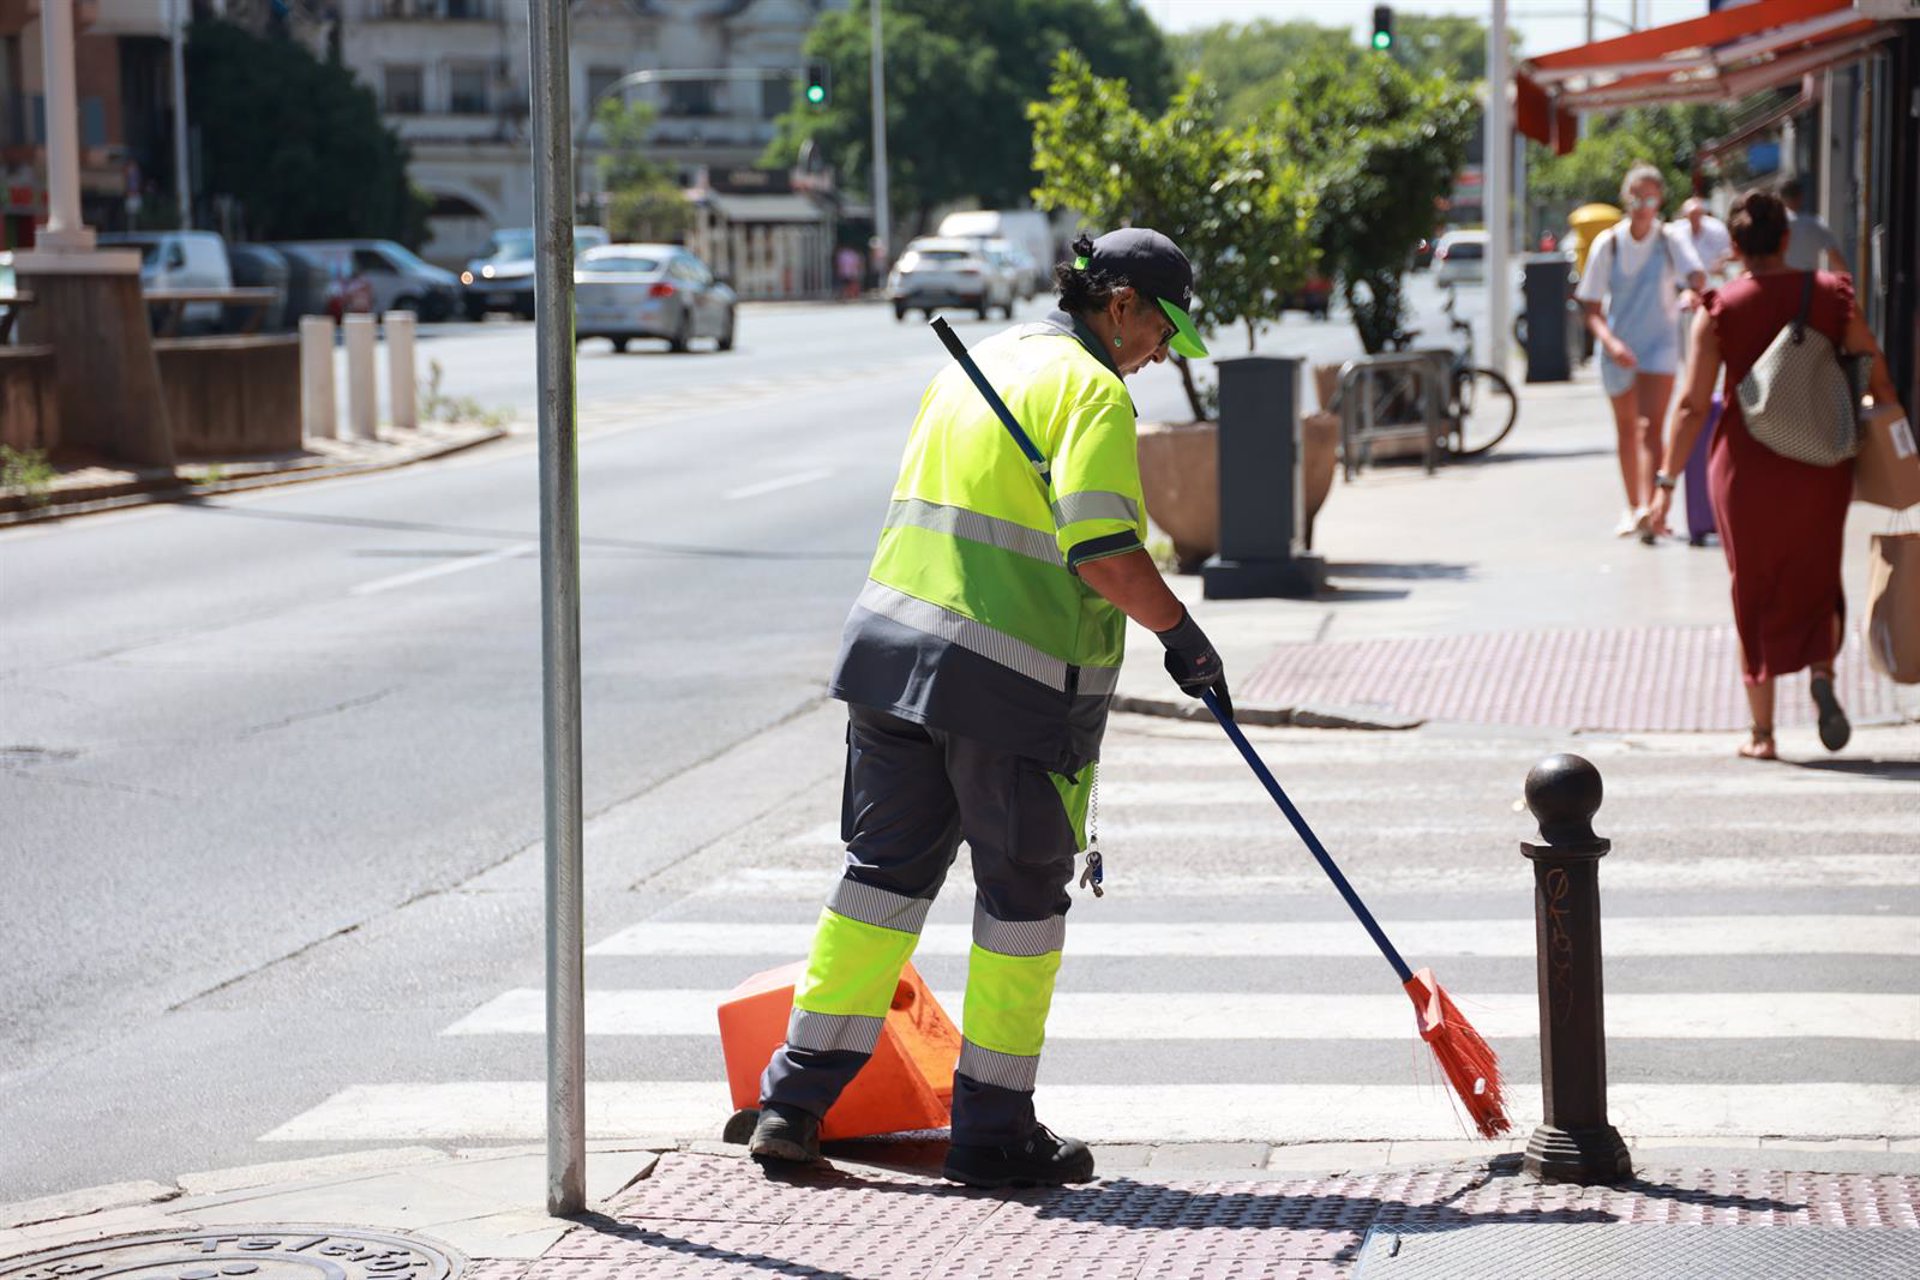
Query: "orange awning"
1515 0 1895 153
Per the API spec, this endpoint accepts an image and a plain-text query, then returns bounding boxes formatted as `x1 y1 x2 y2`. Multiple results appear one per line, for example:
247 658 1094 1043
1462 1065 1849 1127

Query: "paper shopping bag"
1865 531 1920 684
1854 408 1920 511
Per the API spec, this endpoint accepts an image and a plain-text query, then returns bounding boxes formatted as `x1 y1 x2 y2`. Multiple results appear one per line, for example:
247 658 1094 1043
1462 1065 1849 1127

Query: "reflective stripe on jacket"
829 312 1146 770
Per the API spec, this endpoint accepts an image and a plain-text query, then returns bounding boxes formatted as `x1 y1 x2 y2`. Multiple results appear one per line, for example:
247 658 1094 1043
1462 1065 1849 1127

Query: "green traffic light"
806 85 826 104
1371 31 1392 51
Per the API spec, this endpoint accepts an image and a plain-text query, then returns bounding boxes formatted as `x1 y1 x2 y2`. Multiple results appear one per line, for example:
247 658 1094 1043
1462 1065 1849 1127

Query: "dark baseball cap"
1075 228 1208 359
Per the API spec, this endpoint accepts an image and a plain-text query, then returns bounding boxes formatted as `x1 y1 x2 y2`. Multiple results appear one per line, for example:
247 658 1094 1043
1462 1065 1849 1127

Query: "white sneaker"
1613 508 1646 538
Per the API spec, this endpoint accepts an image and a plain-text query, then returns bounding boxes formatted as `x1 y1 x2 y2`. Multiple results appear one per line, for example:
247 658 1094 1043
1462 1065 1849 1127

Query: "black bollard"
1201 355 1326 599
1521 753 1633 1184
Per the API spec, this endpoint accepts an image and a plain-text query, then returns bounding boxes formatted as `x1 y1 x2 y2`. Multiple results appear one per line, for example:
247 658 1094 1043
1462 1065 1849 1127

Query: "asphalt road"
6 285 1910 1202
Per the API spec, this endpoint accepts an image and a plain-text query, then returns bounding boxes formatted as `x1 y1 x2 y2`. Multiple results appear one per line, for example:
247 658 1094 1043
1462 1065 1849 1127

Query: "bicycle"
1386 285 1519 458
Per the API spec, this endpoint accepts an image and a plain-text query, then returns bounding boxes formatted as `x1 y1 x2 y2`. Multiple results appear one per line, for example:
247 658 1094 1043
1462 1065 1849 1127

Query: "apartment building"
338 0 843 266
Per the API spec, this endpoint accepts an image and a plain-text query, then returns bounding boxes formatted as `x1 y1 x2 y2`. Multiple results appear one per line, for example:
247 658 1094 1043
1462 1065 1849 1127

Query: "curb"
0 426 507 528
1112 693 1425 731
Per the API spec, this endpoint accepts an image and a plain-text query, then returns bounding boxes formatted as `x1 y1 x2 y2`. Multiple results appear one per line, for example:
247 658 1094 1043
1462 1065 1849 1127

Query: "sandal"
1738 728 1777 761
1809 673 1851 753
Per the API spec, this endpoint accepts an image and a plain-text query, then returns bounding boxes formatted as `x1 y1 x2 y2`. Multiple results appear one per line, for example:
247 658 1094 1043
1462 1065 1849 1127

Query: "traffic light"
1371 5 1394 53
804 61 830 106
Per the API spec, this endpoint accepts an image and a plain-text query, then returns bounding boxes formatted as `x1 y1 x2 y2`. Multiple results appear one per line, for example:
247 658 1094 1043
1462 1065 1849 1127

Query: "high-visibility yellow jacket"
829 311 1146 769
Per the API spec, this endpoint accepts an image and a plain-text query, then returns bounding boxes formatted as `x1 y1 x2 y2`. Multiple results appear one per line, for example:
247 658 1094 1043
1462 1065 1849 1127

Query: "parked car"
980 237 1039 302
462 225 610 319
1281 274 1333 319
886 237 1015 322
274 242 375 320
225 243 293 331
573 243 737 353
283 239 459 321
1432 230 1488 286
937 209 1056 280
99 229 232 331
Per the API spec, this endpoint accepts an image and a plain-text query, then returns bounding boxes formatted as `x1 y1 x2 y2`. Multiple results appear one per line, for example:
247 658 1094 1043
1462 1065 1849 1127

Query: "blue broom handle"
1200 689 1414 984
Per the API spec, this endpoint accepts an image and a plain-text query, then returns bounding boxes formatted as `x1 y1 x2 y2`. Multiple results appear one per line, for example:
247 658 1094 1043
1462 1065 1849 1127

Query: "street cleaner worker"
749 229 1231 1188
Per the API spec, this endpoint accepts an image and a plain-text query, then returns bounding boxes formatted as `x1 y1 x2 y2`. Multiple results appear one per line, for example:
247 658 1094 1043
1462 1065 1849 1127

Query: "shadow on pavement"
1786 758 1920 779
1325 561 1474 581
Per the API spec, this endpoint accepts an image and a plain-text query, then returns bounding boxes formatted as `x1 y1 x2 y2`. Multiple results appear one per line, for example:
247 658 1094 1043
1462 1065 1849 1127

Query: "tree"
1530 104 1742 219
765 0 1172 236
1170 20 1359 122
1391 14 1517 83
186 19 427 245
1274 54 1477 354
585 99 692 242
1029 51 1317 420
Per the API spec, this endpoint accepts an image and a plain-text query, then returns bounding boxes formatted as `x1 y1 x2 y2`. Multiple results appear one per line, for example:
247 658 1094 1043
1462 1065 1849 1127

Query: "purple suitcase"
1684 394 1721 546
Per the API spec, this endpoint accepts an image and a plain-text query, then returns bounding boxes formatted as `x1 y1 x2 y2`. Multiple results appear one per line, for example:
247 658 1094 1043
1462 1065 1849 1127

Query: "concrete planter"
154 336 302 459
1137 415 1342 569
0 347 60 455
1137 420 1218 573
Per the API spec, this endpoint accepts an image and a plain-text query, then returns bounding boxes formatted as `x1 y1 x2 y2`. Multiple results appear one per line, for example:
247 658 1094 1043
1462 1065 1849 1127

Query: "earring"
1113 336 1123 347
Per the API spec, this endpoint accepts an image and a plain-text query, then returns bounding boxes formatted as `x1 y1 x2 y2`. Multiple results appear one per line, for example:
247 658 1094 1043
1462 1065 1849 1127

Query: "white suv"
886 237 1015 322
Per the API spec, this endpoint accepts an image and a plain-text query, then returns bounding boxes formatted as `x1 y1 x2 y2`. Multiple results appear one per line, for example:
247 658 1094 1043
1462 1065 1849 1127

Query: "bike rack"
1333 351 1449 481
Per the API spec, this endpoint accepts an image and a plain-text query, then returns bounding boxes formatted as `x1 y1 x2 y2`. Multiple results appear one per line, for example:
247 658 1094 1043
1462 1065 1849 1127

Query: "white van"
937 210 1056 283
100 230 234 331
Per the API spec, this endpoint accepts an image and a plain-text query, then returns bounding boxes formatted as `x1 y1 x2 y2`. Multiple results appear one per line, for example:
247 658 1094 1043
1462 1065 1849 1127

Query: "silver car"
886 237 1015 322
574 244 737 353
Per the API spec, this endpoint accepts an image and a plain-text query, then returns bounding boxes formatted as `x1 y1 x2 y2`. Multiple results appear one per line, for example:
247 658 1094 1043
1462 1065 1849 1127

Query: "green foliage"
1170 20 1359 122
1530 104 1742 218
1029 52 1317 417
420 360 516 430
0 445 54 506
1390 14 1516 83
588 99 692 243
765 0 1172 229
1274 55 1477 354
186 19 428 245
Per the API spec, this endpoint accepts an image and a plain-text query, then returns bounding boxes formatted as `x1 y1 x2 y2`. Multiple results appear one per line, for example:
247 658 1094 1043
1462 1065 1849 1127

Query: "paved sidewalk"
5 1143 1916 1279
0 419 505 526
1118 371 1920 734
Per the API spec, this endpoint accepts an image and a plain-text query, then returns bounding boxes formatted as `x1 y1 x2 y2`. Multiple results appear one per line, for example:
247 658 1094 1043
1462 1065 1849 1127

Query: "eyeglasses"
1157 324 1175 349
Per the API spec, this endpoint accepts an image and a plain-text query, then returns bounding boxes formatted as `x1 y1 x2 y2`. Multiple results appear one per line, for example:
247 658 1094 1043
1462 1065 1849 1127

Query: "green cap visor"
1158 297 1208 359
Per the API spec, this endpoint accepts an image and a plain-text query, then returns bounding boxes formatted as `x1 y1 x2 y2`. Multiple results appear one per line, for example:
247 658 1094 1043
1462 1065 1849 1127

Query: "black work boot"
943 1122 1095 1188
748 1101 821 1165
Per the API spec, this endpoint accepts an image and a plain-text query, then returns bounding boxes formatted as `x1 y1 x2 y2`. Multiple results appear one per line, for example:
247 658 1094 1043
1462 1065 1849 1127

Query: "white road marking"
350 542 536 596
587 916 1920 960
722 468 834 501
259 1081 1920 1145
442 989 1920 1042
695 854 1920 896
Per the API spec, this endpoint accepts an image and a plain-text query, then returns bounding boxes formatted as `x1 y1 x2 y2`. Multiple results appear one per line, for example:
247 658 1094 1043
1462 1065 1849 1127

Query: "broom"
1199 689 1511 1138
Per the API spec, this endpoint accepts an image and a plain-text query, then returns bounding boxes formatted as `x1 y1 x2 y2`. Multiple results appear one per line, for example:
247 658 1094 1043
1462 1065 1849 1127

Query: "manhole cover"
0 1227 463 1280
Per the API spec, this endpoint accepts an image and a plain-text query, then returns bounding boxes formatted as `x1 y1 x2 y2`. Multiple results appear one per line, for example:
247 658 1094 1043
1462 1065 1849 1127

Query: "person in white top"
1576 165 1707 541
1673 198 1734 281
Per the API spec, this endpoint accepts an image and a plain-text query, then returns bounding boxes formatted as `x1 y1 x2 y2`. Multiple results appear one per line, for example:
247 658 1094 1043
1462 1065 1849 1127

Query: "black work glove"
1155 608 1232 719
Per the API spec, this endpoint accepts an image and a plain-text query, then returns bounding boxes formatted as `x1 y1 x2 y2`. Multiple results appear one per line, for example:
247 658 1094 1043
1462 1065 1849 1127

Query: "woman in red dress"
1648 190 1905 760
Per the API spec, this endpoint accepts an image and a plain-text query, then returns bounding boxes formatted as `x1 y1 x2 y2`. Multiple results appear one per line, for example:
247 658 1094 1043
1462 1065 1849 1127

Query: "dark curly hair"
1729 189 1789 259
1054 232 1130 314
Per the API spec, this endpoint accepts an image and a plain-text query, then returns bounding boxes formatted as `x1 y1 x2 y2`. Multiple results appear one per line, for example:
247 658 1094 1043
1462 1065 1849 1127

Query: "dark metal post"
1201 355 1325 599
1521 754 1632 1184
1522 257 1573 383
527 0 586 1217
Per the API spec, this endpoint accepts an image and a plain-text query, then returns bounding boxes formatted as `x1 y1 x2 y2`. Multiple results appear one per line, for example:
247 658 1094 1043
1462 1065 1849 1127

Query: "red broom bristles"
1403 967 1511 1139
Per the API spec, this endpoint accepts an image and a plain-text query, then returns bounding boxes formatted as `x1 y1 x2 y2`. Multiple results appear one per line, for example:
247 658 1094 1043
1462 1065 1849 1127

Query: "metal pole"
1487 0 1511 377
526 0 586 1218
171 0 191 229
869 0 892 269
1585 0 1595 44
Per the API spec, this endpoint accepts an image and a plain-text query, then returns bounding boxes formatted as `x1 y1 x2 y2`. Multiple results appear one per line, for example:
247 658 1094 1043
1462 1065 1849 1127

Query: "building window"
384 65 424 115
760 79 791 121
665 79 715 118
585 67 624 115
449 65 490 115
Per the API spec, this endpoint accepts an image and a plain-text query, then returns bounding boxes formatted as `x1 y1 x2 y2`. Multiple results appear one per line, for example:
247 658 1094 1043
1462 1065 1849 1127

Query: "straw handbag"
1736 273 1868 468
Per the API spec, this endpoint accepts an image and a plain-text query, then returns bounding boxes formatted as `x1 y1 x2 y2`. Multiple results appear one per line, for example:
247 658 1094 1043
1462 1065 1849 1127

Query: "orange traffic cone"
717 960 961 1141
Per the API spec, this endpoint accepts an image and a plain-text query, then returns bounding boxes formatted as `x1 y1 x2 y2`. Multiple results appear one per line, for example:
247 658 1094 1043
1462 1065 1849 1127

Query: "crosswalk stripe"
695 854 1920 897
258 1081 1920 1145
442 989 1920 1042
1097 775 1920 804
587 917 1920 959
